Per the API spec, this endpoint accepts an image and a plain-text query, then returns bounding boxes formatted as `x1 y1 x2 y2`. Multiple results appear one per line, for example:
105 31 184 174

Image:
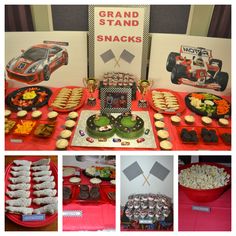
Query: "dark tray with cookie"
73 184 106 204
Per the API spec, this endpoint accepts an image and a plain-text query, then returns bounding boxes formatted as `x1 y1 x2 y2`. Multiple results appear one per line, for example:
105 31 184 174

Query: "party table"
63 164 115 231
178 187 231 231
5 87 231 151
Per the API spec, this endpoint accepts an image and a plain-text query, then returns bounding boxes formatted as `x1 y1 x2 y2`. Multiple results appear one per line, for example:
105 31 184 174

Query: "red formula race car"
6 41 69 84
166 46 229 91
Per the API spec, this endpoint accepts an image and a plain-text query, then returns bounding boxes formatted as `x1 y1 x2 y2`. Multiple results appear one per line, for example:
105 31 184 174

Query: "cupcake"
133 210 140 220
90 177 102 184
31 110 42 119
128 195 134 202
48 111 58 121
69 177 81 184
68 111 79 120
155 121 165 130
140 210 147 219
141 202 148 209
218 118 229 126
5 109 11 118
184 115 195 125
134 194 140 201
64 120 76 130
17 110 27 119
56 138 69 150
148 210 154 219
154 113 164 121
201 116 212 126
160 140 173 150
157 129 169 141
170 115 181 125
125 209 133 219
127 201 134 209
133 201 140 209
149 201 155 209
148 194 154 201
60 129 72 139
141 194 148 202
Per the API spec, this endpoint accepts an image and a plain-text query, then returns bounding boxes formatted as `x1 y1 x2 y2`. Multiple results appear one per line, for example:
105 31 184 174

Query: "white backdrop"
148 34 231 96
5 31 88 88
120 155 173 206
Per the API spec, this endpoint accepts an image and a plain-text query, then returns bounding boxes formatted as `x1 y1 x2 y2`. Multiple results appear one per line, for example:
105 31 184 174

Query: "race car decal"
180 45 212 58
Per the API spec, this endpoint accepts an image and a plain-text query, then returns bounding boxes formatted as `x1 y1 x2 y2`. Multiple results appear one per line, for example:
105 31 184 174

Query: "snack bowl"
179 162 231 202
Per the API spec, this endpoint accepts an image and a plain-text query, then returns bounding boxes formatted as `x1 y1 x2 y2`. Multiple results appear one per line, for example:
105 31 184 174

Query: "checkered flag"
100 49 115 63
123 161 143 181
123 161 150 185
143 161 170 186
120 49 135 64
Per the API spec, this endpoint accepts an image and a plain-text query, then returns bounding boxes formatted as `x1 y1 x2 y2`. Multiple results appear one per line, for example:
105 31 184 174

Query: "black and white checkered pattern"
100 87 132 113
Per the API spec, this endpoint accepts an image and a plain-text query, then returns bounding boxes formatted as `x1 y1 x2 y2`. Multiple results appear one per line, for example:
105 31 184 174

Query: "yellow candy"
14 120 36 135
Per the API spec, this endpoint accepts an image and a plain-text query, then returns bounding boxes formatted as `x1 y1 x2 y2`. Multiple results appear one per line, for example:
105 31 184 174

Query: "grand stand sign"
89 5 150 79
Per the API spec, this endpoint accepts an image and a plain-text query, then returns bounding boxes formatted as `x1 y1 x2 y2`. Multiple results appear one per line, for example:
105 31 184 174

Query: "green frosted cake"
115 112 144 139
86 113 116 138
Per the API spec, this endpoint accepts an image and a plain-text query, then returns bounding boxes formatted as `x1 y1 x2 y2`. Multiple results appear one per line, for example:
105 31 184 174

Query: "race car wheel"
171 64 186 84
63 53 68 65
166 52 180 72
209 59 222 71
43 66 50 81
215 71 229 91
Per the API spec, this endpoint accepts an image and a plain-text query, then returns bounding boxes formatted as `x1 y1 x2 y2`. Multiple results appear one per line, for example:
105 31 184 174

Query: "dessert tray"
63 166 115 205
71 110 157 149
5 86 52 111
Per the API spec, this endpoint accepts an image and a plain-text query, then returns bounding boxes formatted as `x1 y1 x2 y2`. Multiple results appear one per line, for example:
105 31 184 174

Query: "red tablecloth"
63 166 115 231
179 187 231 231
63 203 115 231
5 87 231 150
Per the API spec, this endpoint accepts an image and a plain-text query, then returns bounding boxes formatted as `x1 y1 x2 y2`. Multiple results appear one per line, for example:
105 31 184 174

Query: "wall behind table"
5 31 87 88
120 155 173 207
148 33 231 96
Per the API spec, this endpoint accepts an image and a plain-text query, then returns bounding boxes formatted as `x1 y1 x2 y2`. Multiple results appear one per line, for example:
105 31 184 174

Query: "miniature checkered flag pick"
100 49 116 63
123 161 150 185
143 161 170 185
120 49 135 64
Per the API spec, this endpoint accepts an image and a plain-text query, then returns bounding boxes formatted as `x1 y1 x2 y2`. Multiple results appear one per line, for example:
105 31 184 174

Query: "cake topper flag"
123 161 150 185
143 161 170 186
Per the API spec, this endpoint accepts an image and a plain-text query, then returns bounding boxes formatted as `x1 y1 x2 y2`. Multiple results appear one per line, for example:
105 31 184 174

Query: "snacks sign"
96 10 142 43
89 6 150 79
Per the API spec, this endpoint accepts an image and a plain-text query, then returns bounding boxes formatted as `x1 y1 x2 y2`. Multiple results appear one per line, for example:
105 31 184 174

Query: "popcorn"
179 164 230 189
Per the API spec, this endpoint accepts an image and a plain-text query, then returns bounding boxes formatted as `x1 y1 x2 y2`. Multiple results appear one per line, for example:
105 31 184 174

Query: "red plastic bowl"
5 156 58 227
179 162 231 202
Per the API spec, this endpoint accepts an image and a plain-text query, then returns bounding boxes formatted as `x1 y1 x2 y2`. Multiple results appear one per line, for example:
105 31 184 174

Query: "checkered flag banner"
122 161 143 181
100 49 115 63
120 49 135 64
149 161 170 181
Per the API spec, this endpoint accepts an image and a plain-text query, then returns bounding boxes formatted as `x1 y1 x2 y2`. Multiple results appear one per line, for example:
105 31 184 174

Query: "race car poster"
5 31 87 88
89 5 150 80
148 34 231 96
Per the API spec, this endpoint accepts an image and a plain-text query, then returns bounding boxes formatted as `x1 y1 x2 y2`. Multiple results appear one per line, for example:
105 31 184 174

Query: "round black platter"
5 86 52 111
185 92 231 119
83 168 115 181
